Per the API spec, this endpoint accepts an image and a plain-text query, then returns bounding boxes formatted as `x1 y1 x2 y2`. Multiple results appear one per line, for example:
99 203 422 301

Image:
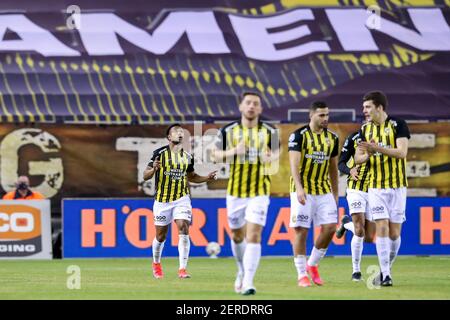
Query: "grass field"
0 256 449 300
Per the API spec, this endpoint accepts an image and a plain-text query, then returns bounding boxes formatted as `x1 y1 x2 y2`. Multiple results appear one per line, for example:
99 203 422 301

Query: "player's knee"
232 233 245 243
354 224 365 237
295 228 308 241
389 231 400 240
377 225 389 236
247 233 261 243
364 234 375 243
156 234 167 242
178 225 189 235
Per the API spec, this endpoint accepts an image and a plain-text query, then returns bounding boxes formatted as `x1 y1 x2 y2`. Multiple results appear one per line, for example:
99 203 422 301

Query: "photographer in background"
2 176 45 200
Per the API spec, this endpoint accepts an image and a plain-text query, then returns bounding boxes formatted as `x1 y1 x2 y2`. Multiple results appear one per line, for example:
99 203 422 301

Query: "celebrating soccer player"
143 124 217 279
355 91 410 287
288 101 339 287
212 92 279 295
336 128 375 281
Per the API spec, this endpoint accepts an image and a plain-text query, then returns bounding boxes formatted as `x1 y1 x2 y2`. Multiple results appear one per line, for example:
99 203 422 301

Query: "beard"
171 138 182 145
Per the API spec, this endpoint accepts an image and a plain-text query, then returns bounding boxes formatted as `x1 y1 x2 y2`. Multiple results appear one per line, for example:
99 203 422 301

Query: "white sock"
376 236 391 279
307 247 327 267
178 234 190 270
294 255 307 278
351 235 364 273
152 238 165 263
389 237 401 268
242 243 261 288
231 239 246 274
344 222 355 234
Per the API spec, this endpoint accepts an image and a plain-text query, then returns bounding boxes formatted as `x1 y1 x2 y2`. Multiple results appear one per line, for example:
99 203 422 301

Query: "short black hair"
310 101 328 111
166 123 182 136
363 91 388 110
240 91 262 102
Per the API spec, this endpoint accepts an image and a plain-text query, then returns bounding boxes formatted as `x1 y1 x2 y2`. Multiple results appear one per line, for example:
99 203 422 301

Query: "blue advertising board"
63 197 450 258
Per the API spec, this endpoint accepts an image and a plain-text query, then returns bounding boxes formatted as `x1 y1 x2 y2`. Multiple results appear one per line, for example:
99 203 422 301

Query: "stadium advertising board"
0 200 52 259
1 123 449 206
62 197 450 258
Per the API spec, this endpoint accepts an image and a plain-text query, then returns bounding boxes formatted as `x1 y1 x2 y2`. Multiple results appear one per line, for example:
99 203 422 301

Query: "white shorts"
346 189 372 221
226 195 270 229
368 187 407 223
290 193 338 228
153 195 192 226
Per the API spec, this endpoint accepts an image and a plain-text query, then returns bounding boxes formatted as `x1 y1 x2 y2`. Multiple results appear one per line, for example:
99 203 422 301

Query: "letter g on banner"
0 129 63 198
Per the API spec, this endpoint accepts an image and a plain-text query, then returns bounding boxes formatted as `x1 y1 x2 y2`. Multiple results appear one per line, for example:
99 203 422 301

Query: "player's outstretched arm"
187 171 218 183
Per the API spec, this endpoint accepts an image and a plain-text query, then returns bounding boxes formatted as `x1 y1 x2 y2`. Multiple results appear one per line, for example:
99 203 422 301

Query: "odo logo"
351 201 362 208
0 205 42 257
371 206 385 213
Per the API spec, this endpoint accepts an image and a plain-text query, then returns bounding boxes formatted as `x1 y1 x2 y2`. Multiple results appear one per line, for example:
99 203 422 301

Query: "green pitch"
0 256 449 300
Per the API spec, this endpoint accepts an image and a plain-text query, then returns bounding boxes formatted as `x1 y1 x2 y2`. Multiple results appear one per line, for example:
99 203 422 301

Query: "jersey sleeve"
331 135 339 157
187 155 195 173
338 134 355 175
215 127 227 150
147 149 159 167
288 130 302 152
396 119 411 139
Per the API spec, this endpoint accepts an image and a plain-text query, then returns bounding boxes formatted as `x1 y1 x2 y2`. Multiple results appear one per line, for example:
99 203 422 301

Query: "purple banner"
0 1 449 123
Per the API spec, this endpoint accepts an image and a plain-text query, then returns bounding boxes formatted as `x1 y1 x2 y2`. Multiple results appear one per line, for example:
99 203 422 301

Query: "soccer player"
355 91 410 287
288 101 339 287
212 92 279 295
143 124 217 279
336 130 375 281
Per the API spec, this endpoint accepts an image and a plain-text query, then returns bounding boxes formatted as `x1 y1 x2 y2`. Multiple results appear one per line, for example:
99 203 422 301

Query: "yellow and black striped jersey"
288 125 339 195
216 120 279 198
148 145 194 203
359 116 410 189
338 131 370 192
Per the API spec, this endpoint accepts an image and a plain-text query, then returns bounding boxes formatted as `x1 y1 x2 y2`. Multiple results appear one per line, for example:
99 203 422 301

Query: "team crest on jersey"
325 137 331 146
384 127 391 135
